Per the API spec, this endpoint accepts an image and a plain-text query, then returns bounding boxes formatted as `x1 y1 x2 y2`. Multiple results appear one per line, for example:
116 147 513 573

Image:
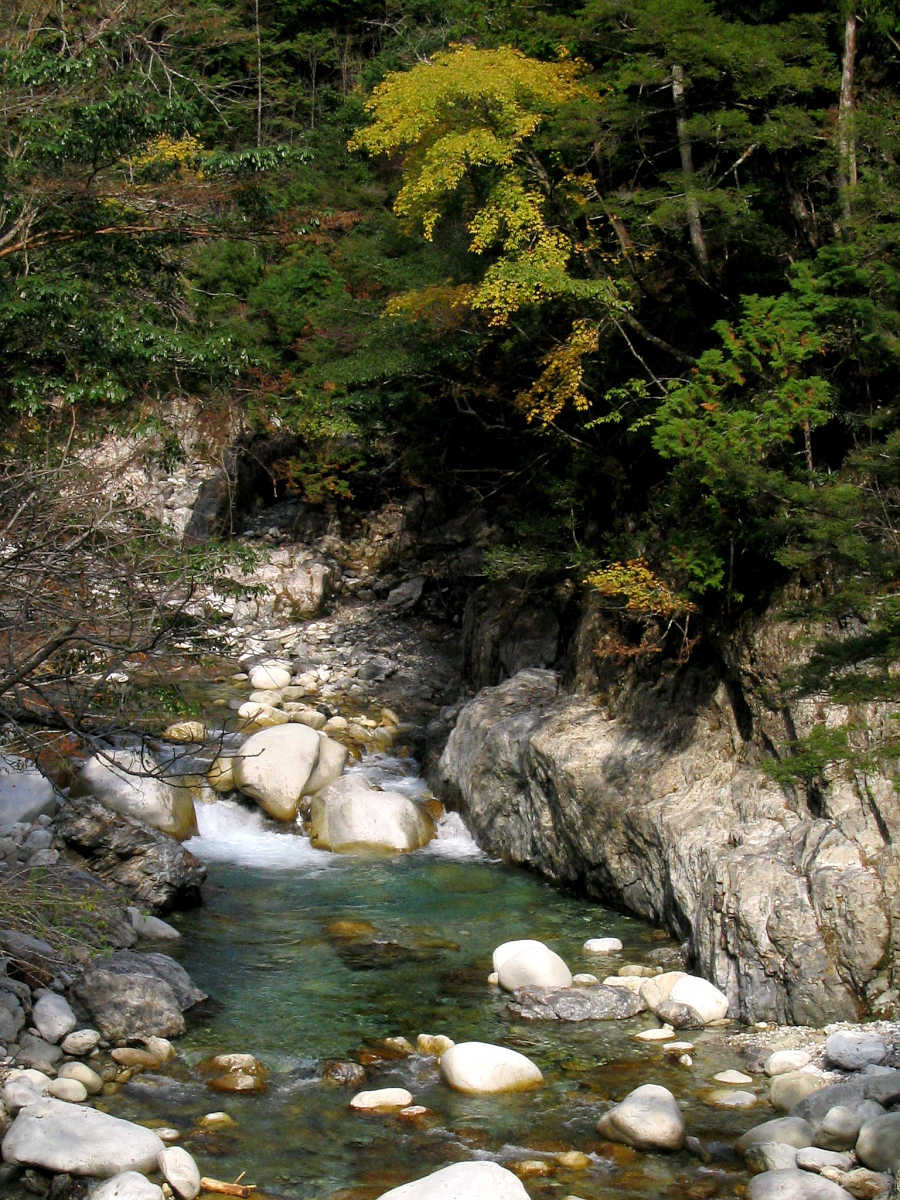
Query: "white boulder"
79 749 196 840
248 662 291 690
439 1041 542 1094
1 1097 165 1176
668 975 729 1023
232 724 321 821
595 1083 685 1151
308 777 434 853
158 1146 201 1199
375 1161 529 1200
0 755 57 824
492 940 572 991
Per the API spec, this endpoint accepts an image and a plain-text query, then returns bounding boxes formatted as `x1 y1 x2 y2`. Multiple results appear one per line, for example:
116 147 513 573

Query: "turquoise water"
107 756 755 1199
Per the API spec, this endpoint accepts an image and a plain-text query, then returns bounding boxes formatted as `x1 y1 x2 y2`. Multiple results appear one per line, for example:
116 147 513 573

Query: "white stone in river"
374 1160 530 1199
158 1146 201 1199
308 777 434 853
58 1063 103 1095
595 1083 685 1151
639 971 687 1010
90 1173 165 1200
714 1069 753 1085
350 1088 414 1111
61 1028 101 1055
440 1042 543 1095
232 723 321 821
1 1097 165 1176
127 908 180 940
668 974 729 1023
248 662 291 690
764 1049 811 1076
47 1078 88 1103
584 937 623 953
708 1089 757 1109
492 939 572 991
663 1042 694 1054
604 975 644 993
634 1025 675 1041
33 993 78 1044
573 973 599 985
769 1069 827 1111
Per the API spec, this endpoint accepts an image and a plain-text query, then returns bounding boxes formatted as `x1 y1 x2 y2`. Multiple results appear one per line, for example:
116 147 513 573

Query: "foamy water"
185 751 485 867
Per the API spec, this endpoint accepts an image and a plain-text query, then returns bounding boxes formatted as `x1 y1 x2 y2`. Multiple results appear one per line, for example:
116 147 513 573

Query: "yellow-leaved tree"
348 44 623 424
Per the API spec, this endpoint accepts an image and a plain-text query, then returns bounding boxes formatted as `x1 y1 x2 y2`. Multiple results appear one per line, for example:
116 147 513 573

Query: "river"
104 749 755 1199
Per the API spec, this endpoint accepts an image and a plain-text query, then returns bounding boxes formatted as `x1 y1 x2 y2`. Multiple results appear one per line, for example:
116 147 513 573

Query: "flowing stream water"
108 750 755 1199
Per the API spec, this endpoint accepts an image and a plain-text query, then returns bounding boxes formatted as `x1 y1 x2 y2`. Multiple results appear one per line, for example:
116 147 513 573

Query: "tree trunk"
671 63 709 272
837 10 858 231
254 0 263 147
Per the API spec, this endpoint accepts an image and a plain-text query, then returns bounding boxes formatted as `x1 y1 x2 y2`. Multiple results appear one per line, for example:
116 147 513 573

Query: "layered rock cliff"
435 596 899 1026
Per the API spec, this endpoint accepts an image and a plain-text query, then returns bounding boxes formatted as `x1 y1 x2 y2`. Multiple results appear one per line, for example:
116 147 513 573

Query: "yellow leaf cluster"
584 558 696 618
130 134 203 174
516 319 599 423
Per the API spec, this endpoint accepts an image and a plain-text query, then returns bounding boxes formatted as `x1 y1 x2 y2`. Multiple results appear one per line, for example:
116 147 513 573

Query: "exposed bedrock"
434 660 898 1025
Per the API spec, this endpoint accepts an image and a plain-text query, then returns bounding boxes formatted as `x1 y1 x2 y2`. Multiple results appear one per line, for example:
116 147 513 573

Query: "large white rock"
668 975 730 1023
232 724 321 821
33 992 77 1043
302 734 347 796
307 776 434 853
375 1161 530 1199
0 755 57 824
79 749 196 840
439 1041 542 1094
1 1097 165 1176
90 1173 165 1200
595 1083 685 1151
158 1146 201 1199
492 940 572 991
248 662 291 690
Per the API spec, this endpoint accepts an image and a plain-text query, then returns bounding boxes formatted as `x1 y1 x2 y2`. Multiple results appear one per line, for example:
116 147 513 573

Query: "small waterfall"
185 751 484 868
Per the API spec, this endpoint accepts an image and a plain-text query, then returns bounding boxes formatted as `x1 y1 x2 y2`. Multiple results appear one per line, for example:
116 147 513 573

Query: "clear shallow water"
111 754 754 1199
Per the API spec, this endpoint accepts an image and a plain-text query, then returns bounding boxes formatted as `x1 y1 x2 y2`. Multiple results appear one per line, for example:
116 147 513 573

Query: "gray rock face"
434 664 896 1025
73 951 205 1041
506 984 645 1021
2 1096 165 1176
55 797 206 913
792 1070 900 1122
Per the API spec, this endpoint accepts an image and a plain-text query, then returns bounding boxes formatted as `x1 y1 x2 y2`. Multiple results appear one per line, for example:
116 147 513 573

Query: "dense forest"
1 0 898 770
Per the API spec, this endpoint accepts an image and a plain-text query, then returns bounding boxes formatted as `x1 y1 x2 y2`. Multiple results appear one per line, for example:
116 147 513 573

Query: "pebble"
708 1089 756 1108
714 1069 753 1084
572 973 599 985
350 1087 414 1111
634 1025 675 1041
595 1082 685 1152
47 1076 87 1102
584 938 623 953
58 1062 102 1094
770 1069 828 1111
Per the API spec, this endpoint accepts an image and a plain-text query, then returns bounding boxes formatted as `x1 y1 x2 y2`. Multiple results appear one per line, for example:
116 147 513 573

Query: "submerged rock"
506 984 645 1021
